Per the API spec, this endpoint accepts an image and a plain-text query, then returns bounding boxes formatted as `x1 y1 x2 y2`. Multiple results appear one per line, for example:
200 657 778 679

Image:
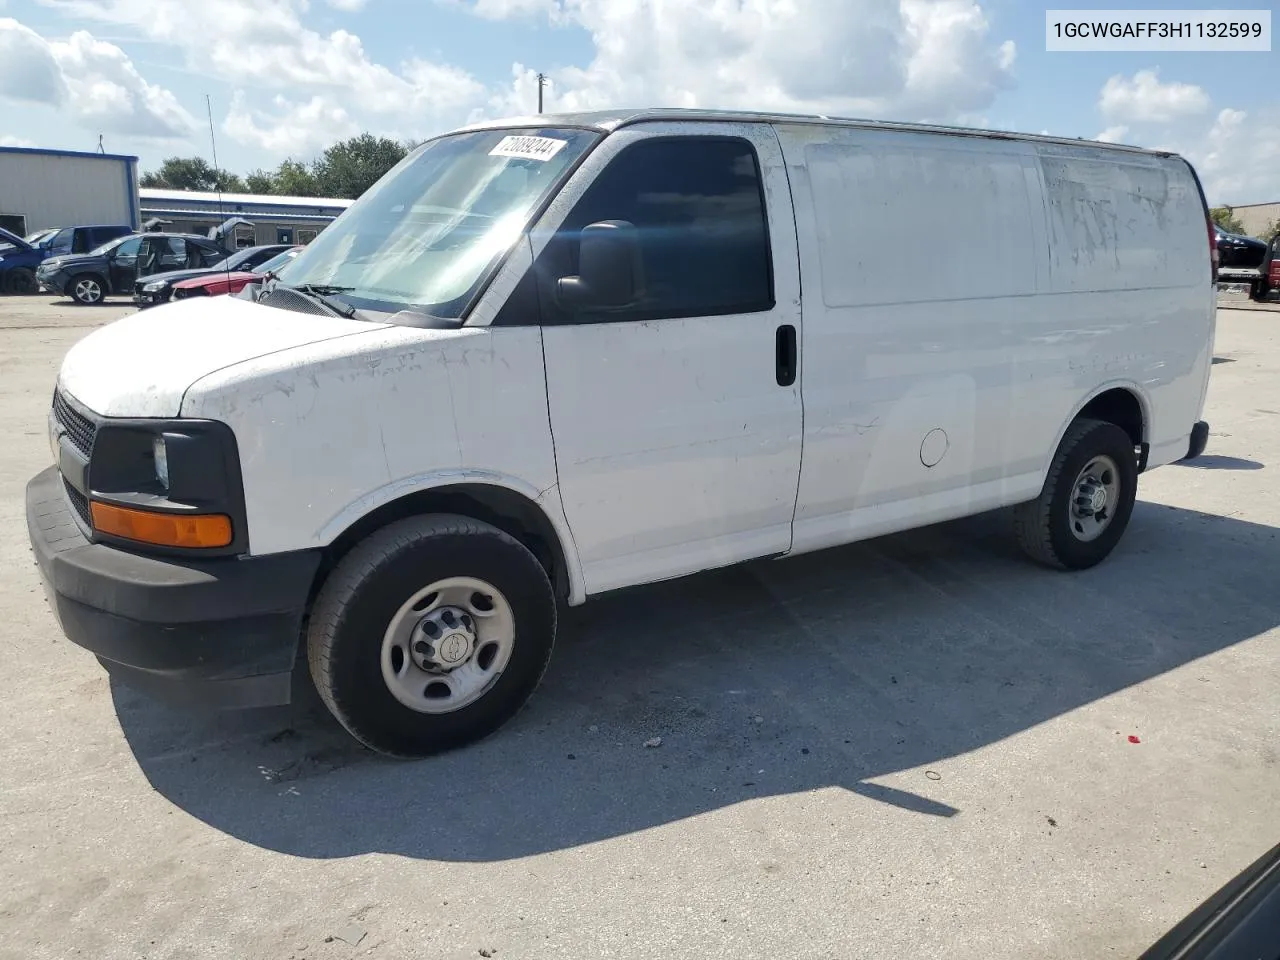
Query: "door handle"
776 324 797 387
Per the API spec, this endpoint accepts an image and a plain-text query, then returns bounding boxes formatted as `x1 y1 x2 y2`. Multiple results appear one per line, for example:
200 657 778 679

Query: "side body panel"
777 123 1211 555
779 124 1040 553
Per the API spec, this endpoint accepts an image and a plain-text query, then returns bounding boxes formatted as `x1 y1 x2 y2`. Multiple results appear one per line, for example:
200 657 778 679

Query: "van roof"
459 107 1173 158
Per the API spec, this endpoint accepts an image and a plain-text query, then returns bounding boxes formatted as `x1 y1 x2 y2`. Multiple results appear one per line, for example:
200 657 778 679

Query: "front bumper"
26 465 320 709
36 270 67 294
133 289 170 308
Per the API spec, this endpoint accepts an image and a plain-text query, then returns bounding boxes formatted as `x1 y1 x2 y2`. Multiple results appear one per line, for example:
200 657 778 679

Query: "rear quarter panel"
1016 145 1213 471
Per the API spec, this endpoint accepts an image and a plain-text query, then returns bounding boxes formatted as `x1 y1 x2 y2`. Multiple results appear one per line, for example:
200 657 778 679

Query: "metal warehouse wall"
1234 202 1280 239
0 150 139 234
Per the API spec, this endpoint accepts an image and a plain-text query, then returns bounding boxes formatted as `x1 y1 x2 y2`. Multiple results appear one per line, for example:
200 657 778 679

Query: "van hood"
59 294 386 418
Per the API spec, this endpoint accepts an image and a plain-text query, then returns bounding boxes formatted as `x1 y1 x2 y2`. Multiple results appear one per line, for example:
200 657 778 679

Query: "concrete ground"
1 294 1278 960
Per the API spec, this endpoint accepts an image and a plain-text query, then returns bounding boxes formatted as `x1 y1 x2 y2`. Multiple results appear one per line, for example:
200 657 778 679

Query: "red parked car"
170 245 302 301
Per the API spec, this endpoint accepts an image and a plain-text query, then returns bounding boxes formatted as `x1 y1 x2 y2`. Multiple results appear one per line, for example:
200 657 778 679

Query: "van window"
536 137 774 324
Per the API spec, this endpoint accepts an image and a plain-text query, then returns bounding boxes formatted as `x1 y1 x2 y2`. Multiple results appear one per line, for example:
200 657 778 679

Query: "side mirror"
556 220 643 310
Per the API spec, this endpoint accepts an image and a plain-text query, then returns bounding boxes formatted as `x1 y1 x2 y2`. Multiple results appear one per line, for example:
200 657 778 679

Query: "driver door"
527 124 804 595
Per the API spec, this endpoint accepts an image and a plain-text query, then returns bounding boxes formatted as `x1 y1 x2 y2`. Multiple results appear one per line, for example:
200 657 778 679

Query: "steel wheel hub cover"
410 606 477 671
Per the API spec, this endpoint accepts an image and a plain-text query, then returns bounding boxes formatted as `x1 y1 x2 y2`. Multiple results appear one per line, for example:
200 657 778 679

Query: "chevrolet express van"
26 110 1214 757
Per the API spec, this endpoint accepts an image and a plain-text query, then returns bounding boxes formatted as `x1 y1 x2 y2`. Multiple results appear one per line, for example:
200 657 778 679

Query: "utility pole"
537 73 547 114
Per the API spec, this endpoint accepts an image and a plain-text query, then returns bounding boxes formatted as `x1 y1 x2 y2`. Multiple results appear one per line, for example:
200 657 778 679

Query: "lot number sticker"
489 135 569 161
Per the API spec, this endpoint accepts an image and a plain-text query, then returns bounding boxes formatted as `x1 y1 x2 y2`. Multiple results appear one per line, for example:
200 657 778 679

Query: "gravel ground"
1 294 1278 960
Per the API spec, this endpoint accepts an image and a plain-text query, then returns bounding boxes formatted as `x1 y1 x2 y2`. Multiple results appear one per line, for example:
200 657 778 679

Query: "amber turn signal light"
89 501 233 549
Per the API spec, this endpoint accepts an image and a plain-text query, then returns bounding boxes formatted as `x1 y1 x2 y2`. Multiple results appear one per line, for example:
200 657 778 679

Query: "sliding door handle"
776 324 797 387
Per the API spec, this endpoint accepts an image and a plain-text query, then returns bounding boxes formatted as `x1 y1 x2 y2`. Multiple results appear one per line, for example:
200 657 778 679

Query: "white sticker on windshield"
489 135 569 162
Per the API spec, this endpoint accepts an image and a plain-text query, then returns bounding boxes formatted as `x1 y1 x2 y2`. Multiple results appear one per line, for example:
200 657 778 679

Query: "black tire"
1013 418 1138 570
4 267 36 295
69 274 106 305
306 514 557 758
1249 280 1265 302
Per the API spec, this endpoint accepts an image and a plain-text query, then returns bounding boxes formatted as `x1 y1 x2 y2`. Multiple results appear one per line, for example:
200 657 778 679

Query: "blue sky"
1 0 1276 203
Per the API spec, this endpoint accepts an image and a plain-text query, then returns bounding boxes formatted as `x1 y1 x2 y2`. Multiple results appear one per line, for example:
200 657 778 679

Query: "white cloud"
1098 68 1209 124
52 30 197 137
1183 108 1280 205
0 134 37 147
43 0 487 154
477 0 1016 122
458 0 554 18
0 18 69 105
0 18 194 138
1094 125 1129 143
224 91 358 153
326 0 367 9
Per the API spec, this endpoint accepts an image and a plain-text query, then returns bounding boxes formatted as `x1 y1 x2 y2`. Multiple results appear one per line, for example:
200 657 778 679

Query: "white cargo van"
27 110 1215 757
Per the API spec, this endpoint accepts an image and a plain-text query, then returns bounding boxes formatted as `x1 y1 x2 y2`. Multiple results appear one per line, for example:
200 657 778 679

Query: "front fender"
316 470 587 606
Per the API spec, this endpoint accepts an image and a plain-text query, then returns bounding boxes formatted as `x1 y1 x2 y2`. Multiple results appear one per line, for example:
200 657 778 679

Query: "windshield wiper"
298 283 354 294
278 282 357 319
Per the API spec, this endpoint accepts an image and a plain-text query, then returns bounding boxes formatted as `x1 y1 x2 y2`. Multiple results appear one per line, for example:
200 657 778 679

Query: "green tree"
139 156 246 193
273 158 320 197
1210 206 1247 235
244 168 278 194
312 133 407 199
1262 219 1280 244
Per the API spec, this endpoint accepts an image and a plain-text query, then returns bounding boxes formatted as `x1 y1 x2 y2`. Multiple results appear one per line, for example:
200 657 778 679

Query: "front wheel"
1013 418 1138 570
70 275 106 305
306 514 557 758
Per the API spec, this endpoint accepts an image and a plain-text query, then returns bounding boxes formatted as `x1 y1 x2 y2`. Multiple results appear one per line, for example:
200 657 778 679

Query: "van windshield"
272 127 600 318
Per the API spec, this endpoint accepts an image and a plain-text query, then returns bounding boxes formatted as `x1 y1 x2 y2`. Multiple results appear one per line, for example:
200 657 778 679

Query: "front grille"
63 478 90 526
52 388 97 458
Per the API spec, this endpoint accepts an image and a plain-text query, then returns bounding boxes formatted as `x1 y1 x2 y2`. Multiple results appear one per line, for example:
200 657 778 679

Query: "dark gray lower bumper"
26 465 320 709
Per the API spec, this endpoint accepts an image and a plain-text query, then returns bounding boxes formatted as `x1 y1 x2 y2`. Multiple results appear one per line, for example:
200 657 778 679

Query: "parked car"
1259 235 1280 302
170 246 303 301
36 232 229 305
0 223 135 294
28 111 1214 758
37 223 133 257
133 244 294 308
0 227 44 294
1213 223 1270 298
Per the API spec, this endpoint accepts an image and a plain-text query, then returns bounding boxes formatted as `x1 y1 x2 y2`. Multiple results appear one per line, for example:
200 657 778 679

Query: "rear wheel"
306 514 557 758
70 275 105 305
1013 418 1138 570
4 267 36 295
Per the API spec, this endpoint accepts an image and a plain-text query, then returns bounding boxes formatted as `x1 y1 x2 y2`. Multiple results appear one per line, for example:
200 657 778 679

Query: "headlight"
152 435 169 489
143 281 165 292
84 421 247 554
